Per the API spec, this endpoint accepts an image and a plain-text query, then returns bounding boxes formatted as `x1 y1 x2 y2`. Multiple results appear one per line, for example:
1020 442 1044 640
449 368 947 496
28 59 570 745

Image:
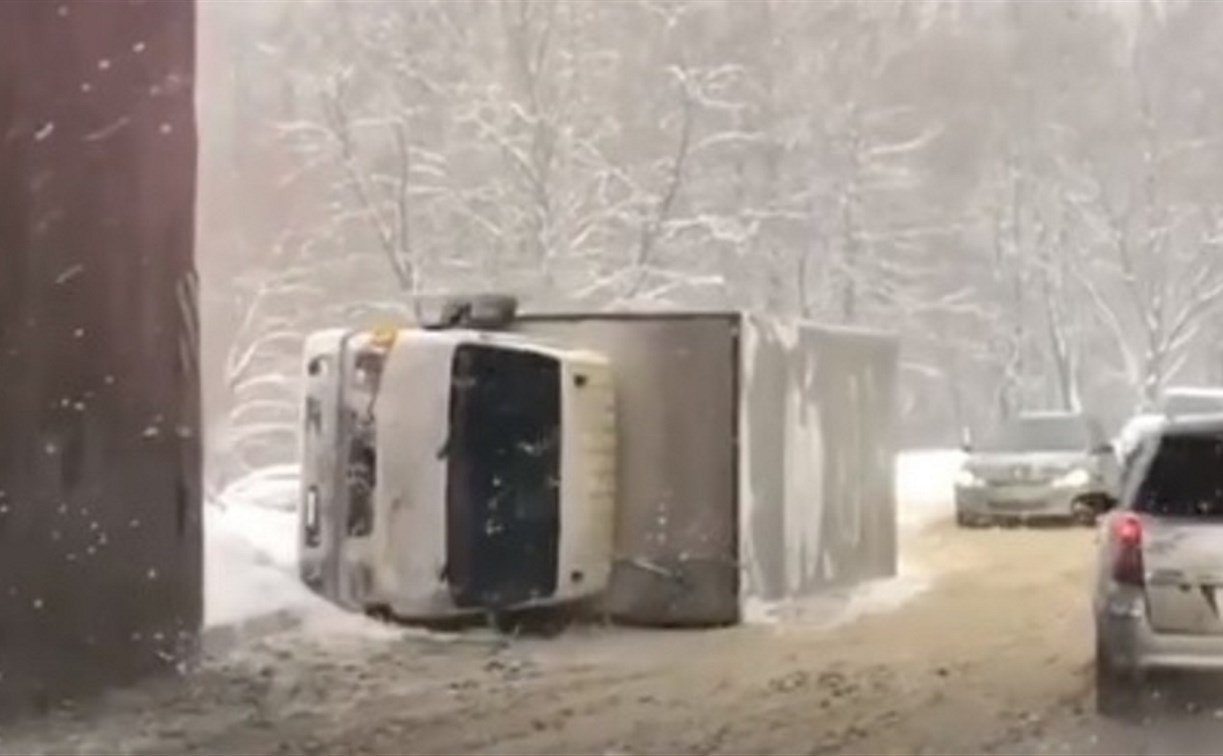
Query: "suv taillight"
1111 512 1145 586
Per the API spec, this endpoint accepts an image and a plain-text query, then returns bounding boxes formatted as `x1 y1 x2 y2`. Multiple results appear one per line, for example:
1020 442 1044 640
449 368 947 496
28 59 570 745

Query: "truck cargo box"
301 310 897 628
511 312 899 626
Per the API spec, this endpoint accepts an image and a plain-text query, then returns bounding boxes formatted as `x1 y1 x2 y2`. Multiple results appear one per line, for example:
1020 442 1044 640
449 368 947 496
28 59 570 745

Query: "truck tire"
491 606 568 638
955 510 988 528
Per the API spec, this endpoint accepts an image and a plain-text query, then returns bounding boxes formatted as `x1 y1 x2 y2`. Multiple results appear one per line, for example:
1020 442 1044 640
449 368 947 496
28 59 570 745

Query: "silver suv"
1093 415 1223 717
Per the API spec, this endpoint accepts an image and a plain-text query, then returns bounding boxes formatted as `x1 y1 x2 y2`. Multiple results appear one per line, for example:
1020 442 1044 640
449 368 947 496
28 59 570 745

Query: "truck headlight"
1054 468 1091 488
956 469 982 487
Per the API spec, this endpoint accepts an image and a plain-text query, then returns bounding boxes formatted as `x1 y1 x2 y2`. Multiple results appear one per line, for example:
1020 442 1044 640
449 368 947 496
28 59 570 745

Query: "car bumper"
955 483 1089 519
1098 592 1223 673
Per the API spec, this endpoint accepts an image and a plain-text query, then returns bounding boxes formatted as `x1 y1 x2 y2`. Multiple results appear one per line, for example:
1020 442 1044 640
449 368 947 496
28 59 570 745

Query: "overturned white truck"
298 299 899 627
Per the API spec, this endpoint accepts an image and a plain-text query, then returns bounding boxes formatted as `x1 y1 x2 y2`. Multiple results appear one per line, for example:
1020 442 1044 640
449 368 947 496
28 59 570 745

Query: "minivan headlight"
1054 468 1091 488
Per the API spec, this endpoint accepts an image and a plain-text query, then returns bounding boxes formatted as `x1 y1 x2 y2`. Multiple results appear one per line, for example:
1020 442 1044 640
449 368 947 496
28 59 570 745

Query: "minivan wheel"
1072 496 1105 527
1095 639 1142 720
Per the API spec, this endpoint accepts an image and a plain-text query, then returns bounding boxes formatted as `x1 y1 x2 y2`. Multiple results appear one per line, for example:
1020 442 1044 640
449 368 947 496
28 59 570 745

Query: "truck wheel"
1072 496 1105 527
492 607 567 638
1095 638 1142 720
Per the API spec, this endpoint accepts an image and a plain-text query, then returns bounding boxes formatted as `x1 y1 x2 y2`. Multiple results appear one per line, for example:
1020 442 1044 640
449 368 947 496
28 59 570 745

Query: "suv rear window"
1135 434 1223 517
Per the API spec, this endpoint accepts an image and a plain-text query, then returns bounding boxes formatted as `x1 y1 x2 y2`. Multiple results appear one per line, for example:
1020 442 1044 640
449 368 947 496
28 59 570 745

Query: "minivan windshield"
1135 434 1223 518
978 415 1094 453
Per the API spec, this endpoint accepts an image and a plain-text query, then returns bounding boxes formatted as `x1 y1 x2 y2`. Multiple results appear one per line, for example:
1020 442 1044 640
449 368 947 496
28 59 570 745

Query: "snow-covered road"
14 450 1210 756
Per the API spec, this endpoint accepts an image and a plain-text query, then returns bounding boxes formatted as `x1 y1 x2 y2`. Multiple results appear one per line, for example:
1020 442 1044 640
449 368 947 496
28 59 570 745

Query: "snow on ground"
1 512 1105 756
209 498 297 571
896 447 962 534
0 451 1014 756
214 463 300 512
203 465 330 631
203 503 318 628
204 467 407 643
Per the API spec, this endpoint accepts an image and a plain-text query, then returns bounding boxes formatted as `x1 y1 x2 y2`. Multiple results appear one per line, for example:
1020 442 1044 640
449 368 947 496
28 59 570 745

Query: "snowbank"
203 466 410 647
203 503 317 628
211 498 298 571
896 448 962 534
205 462 302 623
215 463 300 512
204 463 340 635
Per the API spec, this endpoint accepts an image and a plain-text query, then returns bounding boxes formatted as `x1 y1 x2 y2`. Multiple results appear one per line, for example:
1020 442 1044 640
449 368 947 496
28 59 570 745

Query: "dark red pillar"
0 0 200 716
